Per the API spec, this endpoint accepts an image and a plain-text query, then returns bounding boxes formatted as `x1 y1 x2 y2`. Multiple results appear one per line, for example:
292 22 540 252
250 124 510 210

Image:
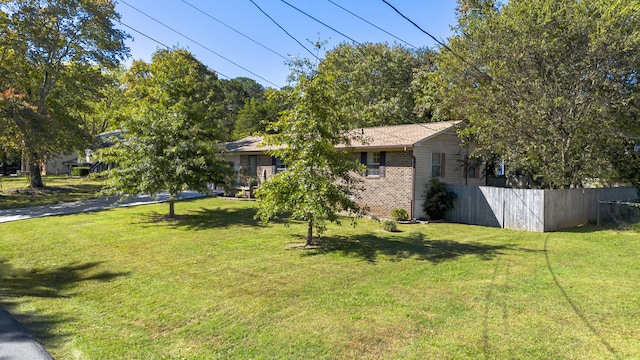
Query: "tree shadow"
302 232 512 263
0 259 130 349
144 206 264 230
543 235 620 357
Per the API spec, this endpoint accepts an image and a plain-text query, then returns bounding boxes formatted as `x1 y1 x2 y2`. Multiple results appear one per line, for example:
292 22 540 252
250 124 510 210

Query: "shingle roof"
224 121 462 153
346 121 461 149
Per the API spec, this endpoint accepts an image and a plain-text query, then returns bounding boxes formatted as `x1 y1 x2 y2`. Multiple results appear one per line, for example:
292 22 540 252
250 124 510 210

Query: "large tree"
98 49 234 218
317 42 433 128
418 0 640 188
0 0 129 187
255 60 365 246
232 87 288 139
218 77 265 140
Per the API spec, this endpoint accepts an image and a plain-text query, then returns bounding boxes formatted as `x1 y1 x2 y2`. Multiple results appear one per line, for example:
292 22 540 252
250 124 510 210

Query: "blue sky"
114 0 460 88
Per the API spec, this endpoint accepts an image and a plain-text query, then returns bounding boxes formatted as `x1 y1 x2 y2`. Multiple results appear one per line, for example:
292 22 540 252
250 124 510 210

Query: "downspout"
411 153 416 220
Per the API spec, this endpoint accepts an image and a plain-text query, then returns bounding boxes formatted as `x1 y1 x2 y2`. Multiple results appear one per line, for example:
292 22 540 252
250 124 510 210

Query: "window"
466 159 481 179
431 152 444 178
360 151 386 177
467 164 478 178
275 157 287 173
367 152 381 176
494 157 505 176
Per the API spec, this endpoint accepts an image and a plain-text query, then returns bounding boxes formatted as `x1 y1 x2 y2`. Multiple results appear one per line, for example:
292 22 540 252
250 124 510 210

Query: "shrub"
390 208 409 221
71 166 90 177
423 178 457 220
382 220 397 232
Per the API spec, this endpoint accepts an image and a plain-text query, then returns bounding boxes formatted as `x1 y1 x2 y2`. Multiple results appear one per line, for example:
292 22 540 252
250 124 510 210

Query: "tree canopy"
0 0 129 187
98 48 234 218
418 0 640 188
317 42 433 128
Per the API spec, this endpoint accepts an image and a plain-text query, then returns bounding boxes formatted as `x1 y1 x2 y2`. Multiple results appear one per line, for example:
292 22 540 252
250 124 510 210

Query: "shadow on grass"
303 232 512 263
146 206 263 230
0 259 129 348
543 235 620 357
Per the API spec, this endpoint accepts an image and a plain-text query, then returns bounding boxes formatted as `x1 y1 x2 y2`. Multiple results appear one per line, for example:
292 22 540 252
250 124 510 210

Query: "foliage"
390 208 409 221
2 197 640 358
423 178 457 220
0 0 130 188
254 59 365 245
232 88 288 139
316 42 434 128
418 0 640 188
97 48 234 217
382 219 398 232
218 77 265 140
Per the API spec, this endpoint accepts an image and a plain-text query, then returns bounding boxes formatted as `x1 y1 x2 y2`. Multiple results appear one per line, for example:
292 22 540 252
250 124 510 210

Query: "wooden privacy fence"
446 185 638 232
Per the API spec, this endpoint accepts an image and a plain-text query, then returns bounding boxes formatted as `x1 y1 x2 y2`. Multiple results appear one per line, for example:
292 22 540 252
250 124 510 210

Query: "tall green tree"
0 0 129 187
232 88 288 139
317 42 433 128
218 77 265 140
98 49 234 218
418 0 640 188
255 60 365 246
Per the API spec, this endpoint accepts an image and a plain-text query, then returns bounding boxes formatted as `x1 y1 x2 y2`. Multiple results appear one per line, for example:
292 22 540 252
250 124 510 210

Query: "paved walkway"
0 191 205 359
0 191 204 223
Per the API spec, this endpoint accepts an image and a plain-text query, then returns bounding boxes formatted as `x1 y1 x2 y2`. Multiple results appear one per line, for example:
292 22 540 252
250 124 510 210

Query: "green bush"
423 178 457 220
390 208 409 221
71 167 90 177
382 220 397 232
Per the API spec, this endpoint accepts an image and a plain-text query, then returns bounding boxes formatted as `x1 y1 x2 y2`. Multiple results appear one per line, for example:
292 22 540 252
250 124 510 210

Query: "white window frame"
366 151 381 177
431 152 442 178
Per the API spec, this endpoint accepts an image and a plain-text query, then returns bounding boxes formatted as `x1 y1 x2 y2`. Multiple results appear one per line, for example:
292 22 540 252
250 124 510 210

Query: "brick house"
223 121 485 219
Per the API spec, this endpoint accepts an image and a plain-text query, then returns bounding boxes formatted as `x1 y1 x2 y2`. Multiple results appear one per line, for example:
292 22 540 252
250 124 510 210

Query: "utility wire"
248 0 319 60
327 0 418 49
179 0 289 61
280 0 361 45
381 0 533 105
118 21 233 80
118 22 171 51
381 0 481 76
120 0 281 88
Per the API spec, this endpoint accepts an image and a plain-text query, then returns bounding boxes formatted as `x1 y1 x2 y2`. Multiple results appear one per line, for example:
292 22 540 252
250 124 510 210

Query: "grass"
0 197 639 359
0 175 104 209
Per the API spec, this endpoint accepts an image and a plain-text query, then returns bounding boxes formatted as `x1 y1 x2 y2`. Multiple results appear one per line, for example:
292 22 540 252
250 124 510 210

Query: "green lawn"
0 197 638 359
0 175 104 209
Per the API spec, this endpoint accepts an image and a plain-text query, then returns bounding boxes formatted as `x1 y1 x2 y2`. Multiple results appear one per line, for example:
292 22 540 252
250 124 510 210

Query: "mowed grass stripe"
0 197 638 359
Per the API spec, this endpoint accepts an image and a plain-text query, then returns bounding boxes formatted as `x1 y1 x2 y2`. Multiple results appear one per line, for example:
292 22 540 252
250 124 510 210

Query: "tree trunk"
169 198 175 219
306 220 313 246
1 149 8 177
29 153 43 188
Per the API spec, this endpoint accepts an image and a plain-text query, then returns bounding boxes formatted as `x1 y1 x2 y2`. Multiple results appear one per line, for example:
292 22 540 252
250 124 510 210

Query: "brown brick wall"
355 151 414 218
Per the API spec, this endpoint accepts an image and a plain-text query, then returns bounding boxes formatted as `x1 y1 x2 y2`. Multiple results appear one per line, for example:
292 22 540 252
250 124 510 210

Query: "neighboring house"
44 153 82 175
224 121 485 219
43 130 125 175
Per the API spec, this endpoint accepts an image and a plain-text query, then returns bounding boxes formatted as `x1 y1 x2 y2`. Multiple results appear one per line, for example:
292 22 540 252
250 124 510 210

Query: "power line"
381 0 468 68
118 21 233 80
247 0 319 61
279 0 361 45
381 0 531 104
179 0 289 61
327 0 418 49
118 21 171 52
119 0 281 88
